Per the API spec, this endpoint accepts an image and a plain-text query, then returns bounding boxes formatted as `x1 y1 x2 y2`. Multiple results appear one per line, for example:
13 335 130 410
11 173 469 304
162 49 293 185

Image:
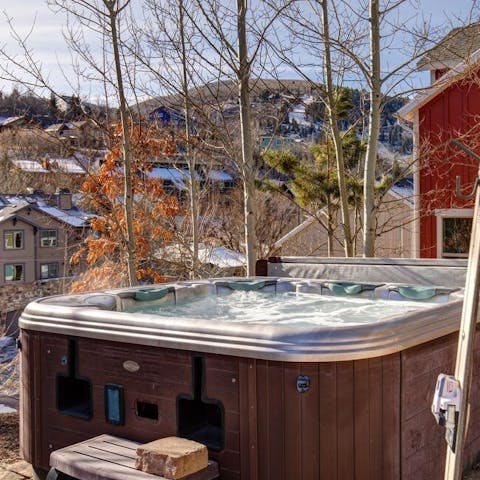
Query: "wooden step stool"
47 434 219 480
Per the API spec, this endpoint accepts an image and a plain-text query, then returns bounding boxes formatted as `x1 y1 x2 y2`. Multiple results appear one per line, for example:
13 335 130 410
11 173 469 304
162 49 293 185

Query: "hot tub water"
127 290 437 326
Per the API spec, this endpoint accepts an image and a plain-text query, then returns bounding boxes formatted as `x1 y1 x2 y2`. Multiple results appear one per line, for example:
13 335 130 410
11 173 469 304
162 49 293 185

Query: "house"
417 23 480 83
45 119 103 147
398 23 480 258
0 115 34 130
45 122 73 138
274 179 415 258
0 190 95 285
149 106 186 129
260 136 298 151
69 120 104 147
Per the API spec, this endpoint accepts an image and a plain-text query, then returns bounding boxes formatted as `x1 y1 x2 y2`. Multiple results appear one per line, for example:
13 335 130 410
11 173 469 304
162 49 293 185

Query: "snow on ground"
0 337 16 364
0 404 16 414
0 337 19 406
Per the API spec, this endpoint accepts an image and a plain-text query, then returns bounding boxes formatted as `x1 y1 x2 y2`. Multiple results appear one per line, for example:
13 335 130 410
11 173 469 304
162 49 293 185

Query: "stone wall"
0 279 72 335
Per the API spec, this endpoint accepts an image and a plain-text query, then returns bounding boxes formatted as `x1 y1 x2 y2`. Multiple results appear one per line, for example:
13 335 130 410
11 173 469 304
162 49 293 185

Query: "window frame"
40 262 59 280
4 263 25 282
39 229 58 248
4 229 24 250
435 208 474 258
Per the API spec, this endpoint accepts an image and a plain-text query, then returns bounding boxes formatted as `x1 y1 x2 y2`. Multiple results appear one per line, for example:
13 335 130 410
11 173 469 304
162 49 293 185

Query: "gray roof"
49 158 86 174
418 23 480 70
0 204 33 224
1 116 27 127
0 195 95 228
45 123 71 133
390 177 414 205
11 159 49 173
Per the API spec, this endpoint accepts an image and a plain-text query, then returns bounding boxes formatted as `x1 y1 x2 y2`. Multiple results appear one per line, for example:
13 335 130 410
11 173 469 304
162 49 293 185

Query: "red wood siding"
418 70 480 257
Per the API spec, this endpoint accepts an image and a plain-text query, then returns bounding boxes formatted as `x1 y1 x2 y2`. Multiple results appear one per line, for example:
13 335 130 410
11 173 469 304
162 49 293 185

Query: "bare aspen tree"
335 0 437 256
237 0 257 275
362 0 381 257
178 0 200 277
134 0 215 278
265 0 360 256
104 0 137 284
321 0 354 256
181 0 291 275
46 0 138 283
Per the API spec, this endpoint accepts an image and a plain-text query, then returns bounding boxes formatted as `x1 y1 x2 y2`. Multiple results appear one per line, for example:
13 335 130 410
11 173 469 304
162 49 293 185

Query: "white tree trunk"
178 0 199 278
321 0 353 257
237 0 257 275
107 1 137 285
363 0 381 257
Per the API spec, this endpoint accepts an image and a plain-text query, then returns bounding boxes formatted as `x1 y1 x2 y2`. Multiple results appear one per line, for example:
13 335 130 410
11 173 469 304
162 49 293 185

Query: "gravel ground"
0 412 21 465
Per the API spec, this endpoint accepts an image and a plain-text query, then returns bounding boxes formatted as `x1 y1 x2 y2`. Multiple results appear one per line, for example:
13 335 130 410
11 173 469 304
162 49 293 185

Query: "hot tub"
19 259 480 479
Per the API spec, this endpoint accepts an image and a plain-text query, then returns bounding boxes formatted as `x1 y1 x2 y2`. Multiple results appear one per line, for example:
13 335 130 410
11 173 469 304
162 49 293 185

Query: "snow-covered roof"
0 195 95 228
11 159 49 173
2 116 26 127
207 170 234 182
36 205 95 227
389 178 414 204
198 245 246 268
45 123 71 132
0 204 32 224
148 167 199 190
157 243 245 269
302 94 315 104
49 158 86 174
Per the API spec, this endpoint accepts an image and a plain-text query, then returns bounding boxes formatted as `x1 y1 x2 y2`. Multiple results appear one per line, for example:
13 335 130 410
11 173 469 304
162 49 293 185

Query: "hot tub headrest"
397 286 437 300
376 285 460 302
215 279 277 291
135 287 175 302
323 282 379 295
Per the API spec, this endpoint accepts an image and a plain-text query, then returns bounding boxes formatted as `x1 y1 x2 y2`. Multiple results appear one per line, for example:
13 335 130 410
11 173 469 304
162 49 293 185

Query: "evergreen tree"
262 129 365 255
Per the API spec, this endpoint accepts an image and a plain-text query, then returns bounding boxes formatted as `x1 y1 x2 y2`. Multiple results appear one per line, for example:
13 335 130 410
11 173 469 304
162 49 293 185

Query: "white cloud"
0 0 477 101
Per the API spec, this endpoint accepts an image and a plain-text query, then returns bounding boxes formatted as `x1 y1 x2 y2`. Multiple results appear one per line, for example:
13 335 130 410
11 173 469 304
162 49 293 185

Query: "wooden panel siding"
25 334 241 476
21 330 480 479
250 357 400 480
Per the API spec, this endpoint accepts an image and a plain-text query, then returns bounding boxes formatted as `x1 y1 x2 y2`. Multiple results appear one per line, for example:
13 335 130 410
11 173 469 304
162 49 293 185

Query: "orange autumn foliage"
71 123 181 292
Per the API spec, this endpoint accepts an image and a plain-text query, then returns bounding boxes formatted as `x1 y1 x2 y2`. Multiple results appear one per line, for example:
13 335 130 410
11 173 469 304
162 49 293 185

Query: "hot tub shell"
19 258 480 479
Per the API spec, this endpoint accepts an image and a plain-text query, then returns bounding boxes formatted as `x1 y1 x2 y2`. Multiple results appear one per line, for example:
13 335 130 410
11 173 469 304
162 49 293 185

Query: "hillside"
138 78 412 154
0 80 412 154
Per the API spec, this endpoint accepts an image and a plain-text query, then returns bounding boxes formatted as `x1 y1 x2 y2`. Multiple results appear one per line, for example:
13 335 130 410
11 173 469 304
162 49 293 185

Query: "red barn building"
399 24 480 258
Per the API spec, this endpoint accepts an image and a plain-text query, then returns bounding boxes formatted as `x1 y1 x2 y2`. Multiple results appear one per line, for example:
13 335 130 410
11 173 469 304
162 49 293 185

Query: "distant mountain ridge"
0 79 412 154
139 78 412 154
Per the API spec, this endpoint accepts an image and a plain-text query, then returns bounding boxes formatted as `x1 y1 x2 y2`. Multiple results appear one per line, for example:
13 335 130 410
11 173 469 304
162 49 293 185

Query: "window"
40 263 59 280
5 264 24 282
4 230 23 249
40 230 57 247
436 209 473 258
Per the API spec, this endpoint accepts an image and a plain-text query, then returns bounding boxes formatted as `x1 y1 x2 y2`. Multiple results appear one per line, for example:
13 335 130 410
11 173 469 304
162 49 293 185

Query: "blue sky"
0 0 477 101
